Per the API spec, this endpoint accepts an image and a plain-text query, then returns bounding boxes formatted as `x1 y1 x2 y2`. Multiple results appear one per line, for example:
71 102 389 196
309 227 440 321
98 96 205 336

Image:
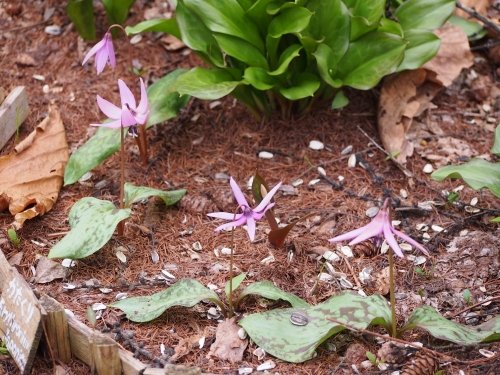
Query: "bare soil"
0 1 499 374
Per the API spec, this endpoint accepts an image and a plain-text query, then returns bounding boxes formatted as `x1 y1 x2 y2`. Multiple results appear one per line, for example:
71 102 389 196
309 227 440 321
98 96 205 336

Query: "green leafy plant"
7 228 20 247
130 0 454 116
0 339 8 355
462 289 473 305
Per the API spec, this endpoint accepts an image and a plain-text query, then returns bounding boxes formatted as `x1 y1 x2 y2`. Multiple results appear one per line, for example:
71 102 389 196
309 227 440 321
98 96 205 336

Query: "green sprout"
7 228 20 247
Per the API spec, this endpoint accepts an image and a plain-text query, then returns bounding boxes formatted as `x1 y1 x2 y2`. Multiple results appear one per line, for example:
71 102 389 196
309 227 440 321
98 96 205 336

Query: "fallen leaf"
34 256 68 283
208 317 248 363
374 266 390 296
417 136 477 167
15 53 36 66
0 105 69 229
161 34 186 51
7 252 23 266
170 326 213 363
456 0 491 20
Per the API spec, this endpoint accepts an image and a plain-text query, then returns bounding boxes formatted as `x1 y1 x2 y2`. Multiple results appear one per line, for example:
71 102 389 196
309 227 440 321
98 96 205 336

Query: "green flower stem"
117 124 126 236
388 248 397 337
136 124 148 165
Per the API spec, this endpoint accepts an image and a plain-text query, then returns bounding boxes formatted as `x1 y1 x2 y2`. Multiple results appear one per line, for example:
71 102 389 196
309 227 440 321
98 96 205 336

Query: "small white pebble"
309 140 324 150
308 178 320 186
256 360 275 372
61 258 77 268
399 188 408 199
291 178 303 187
317 166 326 176
431 224 444 233
470 197 478 206
347 154 356 168
237 328 247 340
399 243 412 252
482 103 491 112
422 163 433 174
258 151 274 159
32 74 45 81
341 145 353 155
422 233 431 242
338 175 345 182
42 84 50 94
44 25 61 35
366 206 379 218
416 223 429 232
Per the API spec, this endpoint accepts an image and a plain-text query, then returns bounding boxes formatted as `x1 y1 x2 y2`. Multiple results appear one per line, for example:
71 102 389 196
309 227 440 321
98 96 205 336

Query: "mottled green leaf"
240 293 391 363
237 281 309 308
225 273 246 299
67 0 95 40
173 68 240 100
402 305 500 344
396 0 455 32
397 30 441 72
102 0 135 25
124 183 186 208
125 18 181 39
110 279 222 322
48 198 131 259
492 125 500 156
432 158 500 198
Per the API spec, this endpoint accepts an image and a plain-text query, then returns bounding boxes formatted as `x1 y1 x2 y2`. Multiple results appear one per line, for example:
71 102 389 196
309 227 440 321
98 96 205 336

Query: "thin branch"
449 295 500 318
456 1 500 35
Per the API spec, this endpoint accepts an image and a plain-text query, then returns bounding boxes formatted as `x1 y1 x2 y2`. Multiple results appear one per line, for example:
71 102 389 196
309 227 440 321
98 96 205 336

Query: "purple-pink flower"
329 199 429 258
208 177 282 242
92 78 149 129
82 32 116 74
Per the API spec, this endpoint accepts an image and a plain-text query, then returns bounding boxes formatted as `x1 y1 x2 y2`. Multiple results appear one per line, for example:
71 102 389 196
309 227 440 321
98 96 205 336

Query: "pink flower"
92 78 149 129
329 199 429 258
82 32 116 74
208 177 282 241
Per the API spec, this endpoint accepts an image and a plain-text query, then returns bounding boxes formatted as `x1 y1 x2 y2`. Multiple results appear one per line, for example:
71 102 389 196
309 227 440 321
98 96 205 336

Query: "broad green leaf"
491 217 500 223
492 125 500 156
279 73 320 100
431 158 500 198
67 0 95 40
240 293 391 363
313 44 344 88
102 0 135 25
335 32 406 90
173 68 240 100
448 15 487 41
125 18 181 39
110 279 222 322
402 306 500 344
182 0 264 51
343 0 385 41
243 67 277 90
48 198 131 259
331 90 349 109
147 69 190 126
214 33 268 69
396 0 455 32
64 127 120 186
64 70 188 186
378 18 404 37
237 281 309 308
397 30 441 72
225 273 246 299
268 6 312 38
124 183 186 208
269 44 302 76
246 0 274 30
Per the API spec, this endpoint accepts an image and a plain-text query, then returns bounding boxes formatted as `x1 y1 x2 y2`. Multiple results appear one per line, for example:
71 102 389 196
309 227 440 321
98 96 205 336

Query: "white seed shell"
309 140 324 150
258 151 274 159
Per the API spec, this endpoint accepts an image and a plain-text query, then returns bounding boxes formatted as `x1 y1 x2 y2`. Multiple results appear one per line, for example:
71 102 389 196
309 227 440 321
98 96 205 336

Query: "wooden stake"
39 295 71 363
91 336 122 375
0 86 29 150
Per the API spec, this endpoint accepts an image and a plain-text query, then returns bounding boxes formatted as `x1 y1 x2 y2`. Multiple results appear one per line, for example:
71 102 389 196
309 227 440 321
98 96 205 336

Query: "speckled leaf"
237 281 309 309
110 279 222 322
124 183 186 207
48 198 131 259
225 273 246 299
240 293 391 363
492 125 500 156
402 305 500 344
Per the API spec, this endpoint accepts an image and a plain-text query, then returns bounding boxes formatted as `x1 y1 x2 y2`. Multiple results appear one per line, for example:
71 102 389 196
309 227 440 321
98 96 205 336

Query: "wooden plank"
119 348 148 375
143 366 201 375
0 86 29 151
39 295 71 363
0 249 44 375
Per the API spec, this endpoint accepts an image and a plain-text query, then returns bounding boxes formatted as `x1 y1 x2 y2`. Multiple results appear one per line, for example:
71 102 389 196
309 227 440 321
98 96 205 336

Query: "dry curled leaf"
0 105 68 229
374 266 390 296
34 256 68 284
208 317 248 363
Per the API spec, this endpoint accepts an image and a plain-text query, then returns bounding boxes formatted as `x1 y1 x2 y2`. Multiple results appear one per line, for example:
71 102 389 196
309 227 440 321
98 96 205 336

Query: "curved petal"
329 225 368 243
383 224 404 258
349 221 383 246
230 177 249 208
254 182 282 213
121 106 137 127
393 229 429 255
214 216 247 232
90 118 122 128
96 49 110 74
96 95 121 119
82 38 106 65
118 79 137 109
106 34 116 68
136 78 149 114
246 217 256 241
252 202 275 220
207 212 243 220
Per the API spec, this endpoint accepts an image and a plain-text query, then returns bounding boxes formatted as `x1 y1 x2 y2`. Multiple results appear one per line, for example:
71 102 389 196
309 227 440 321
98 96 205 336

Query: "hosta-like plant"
137 0 454 116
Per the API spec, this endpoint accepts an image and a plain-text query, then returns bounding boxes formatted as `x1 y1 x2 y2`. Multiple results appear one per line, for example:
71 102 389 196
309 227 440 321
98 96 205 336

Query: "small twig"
449 296 500 318
356 126 413 178
456 1 500 35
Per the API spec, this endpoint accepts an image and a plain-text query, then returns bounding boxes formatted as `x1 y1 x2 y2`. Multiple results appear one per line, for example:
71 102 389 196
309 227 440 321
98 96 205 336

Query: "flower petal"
82 37 106 65
136 78 149 115
95 49 108 75
121 106 137 127
254 182 282 213
96 95 121 119
106 34 116 68
328 225 368 243
90 118 122 128
230 177 249 208
349 221 383 246
383 223 404 258
207 212 243 220
252 202 275 220
393 229 429 255
118 79 137 109
246 217 256 242
214 216 247 232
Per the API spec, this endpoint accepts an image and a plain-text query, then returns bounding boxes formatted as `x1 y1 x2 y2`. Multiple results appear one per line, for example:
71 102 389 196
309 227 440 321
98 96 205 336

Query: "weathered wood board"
0 86 29 151
0 249 43 375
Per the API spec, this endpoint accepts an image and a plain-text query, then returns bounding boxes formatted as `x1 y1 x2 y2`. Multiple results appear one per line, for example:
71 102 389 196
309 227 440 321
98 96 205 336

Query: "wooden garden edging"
0 249 201 375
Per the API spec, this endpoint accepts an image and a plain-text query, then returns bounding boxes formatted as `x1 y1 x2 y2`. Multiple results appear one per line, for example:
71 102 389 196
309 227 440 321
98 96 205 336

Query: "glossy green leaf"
240 293 392 363
397 30 441 72
67 0 95 40
225 273 246 299
279 73 320 100
331 90 349 109
124 183 186 208
214 33 268 69
344 0 385 41
431 158 500 198
125 18 181 38
246 0 274 30
396 0 455 32
269 44 302 76
110 279 222 322
378 18 404 37
48 198 131 259
182 0 264 51
335 32 406 90
313 44 343 88
243 67 277 90
173 68 240 100
268 6 312 38
402 306 500 344
492 125 500 156
237 281 309 308
448 15 487 41
102 0 135 25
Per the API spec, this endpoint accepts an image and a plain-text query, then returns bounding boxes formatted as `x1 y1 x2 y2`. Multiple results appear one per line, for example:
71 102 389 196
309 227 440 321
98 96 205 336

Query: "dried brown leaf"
0 105 69 229
34 256 68 283
456 0 491 20
208 317 248 363
374 266 390 296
